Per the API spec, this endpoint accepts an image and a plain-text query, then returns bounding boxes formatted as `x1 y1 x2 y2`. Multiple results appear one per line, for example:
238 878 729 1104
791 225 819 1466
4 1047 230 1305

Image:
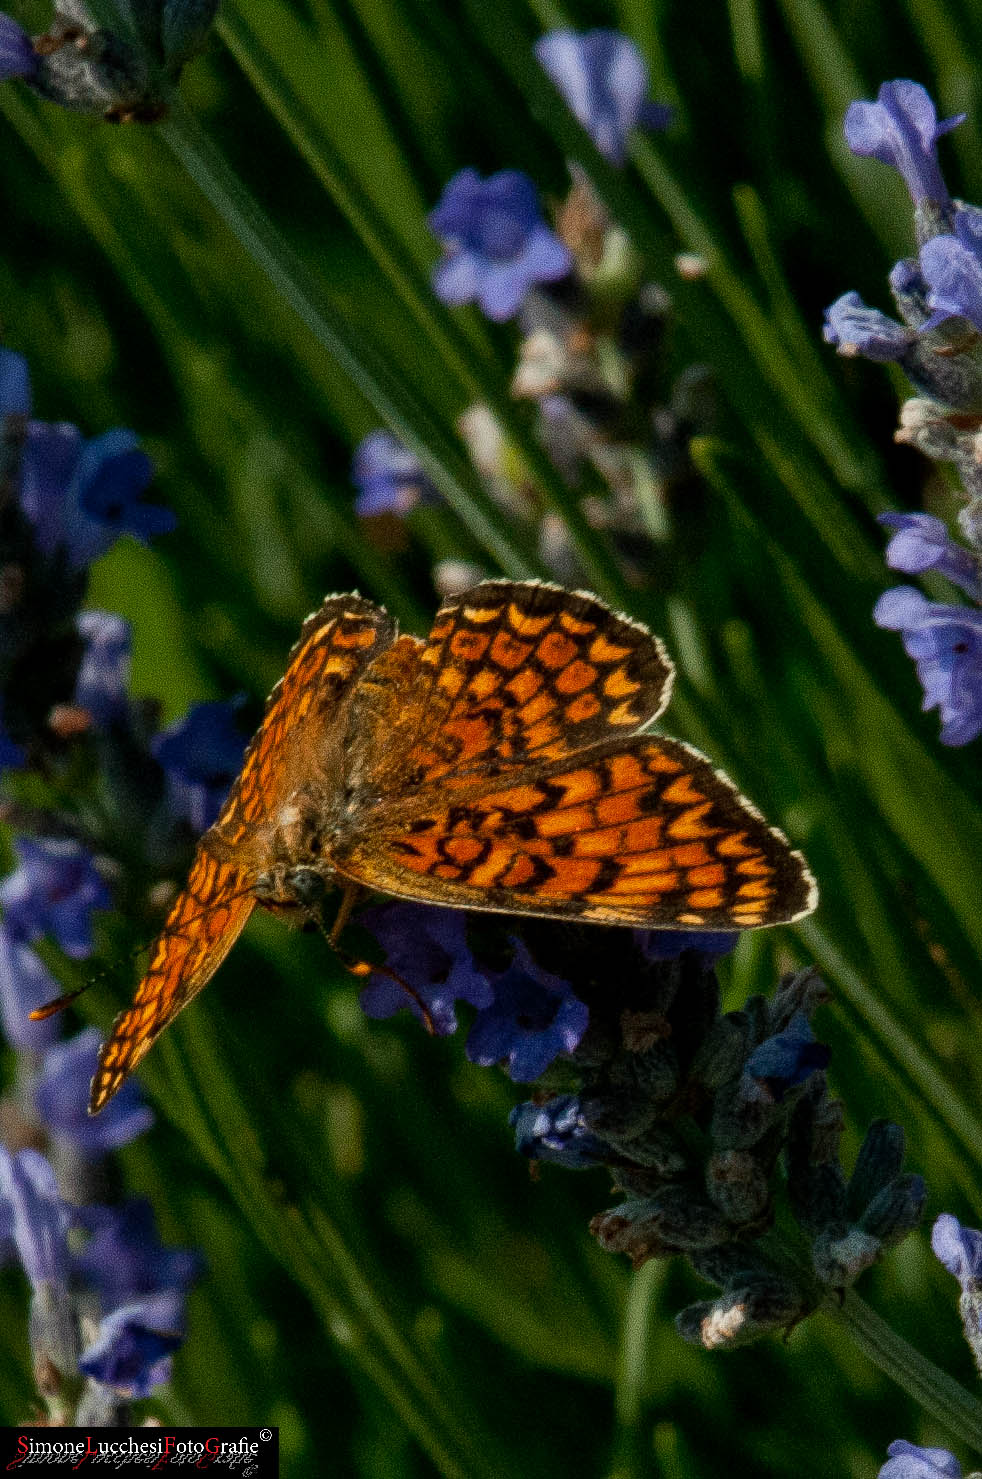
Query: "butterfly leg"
328 883 363 946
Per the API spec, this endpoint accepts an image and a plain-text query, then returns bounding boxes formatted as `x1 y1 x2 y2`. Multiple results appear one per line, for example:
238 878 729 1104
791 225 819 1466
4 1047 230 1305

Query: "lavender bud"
676 1278 806 1350
959 1291 982 1378
896 398 974 463
847 1120 906 1219
812 1225 881 1287
689 1014 748 1089
606 1123 688 1178
75 1379 131 1425
580 1059 667 1140
24 0 217 122
767 969 831 1033
706 1149 772 1228
958 494 982 552
591 1184 730 1264
710 1075 779 1152
858 1173 926 1245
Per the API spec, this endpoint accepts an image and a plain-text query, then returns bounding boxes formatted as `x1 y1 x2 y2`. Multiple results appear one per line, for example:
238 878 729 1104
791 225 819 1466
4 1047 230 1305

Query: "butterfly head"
254 861 335 916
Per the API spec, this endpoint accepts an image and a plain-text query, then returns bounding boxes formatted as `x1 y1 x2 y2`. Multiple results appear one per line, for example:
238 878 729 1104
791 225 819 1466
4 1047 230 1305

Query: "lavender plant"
824 81 982 746
0 344 226 1420
0 0 217 121
0 0 980 1469
876 1216 982 1477
357 903 925 1349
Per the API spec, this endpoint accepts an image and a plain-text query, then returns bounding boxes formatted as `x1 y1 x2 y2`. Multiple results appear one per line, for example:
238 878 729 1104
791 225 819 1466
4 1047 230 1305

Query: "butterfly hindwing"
334 733 816 930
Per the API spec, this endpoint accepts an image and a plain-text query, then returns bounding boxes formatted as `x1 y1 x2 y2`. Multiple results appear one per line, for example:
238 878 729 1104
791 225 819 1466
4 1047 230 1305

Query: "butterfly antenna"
28 937 150 1022
29 983 92 1021
311 883 437 1035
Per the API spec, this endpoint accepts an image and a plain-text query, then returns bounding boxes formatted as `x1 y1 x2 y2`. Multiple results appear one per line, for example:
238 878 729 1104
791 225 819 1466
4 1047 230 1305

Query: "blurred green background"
2 0 982 1474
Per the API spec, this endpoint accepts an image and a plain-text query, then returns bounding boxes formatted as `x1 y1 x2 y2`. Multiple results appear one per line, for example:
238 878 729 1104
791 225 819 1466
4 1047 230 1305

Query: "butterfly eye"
288 867 327 908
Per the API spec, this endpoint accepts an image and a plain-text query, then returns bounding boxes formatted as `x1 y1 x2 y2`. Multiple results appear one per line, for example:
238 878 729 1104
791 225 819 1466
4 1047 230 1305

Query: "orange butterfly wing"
90 851 255 1113
335 583 816 930
334 733 816 929
90 595 395 1114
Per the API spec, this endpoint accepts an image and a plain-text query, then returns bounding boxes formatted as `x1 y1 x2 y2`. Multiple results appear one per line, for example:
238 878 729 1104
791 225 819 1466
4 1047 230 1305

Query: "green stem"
214 4 629 602
608 1261 665 1479
831 1291 982 1457
157 99 540 581
797 921 982 1179
156 1019 496 1479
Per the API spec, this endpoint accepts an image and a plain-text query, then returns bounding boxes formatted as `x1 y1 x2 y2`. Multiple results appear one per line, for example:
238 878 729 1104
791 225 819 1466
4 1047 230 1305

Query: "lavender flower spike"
358 903 493 1036
880 512 980 597
0 14 38 82
878 1439 963 1479
35 1028 155 1156
822 292 911 363
467 942 588 1081
875 586 982 744
932 1212 982 1292
351 431 438 517
919 211 982 332
429 169 573 322
0 838 110 957
844 80 964 207
535 29 673 165
79 1291 184 1398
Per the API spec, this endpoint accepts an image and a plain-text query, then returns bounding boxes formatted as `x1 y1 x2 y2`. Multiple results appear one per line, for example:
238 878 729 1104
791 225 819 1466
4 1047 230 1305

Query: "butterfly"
71 580 816 1113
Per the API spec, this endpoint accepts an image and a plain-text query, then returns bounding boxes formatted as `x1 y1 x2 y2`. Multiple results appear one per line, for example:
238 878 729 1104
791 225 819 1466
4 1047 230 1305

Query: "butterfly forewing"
346 581 674 795
213 595 396 846
90 852 255 1113
91 595 396 1113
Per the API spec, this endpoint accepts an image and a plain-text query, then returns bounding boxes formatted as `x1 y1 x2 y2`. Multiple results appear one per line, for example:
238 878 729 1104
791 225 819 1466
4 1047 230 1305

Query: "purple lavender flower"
8 354 174 571
351 431 438 517
880 513 980 597
0 345 31 410
874 586 982 745
0 924 62 1049
822 292 912 362
636 929 737 963
920 212 982 331
358 903 493 1035
878 1440 962 1479
74 1199 202 1311
510 1094 609 1167
0 701 25 770
79 1290 184 1397
0 1149 69 1291
534 29 672 165
0 1148 78 1374
466 942 588 1081
152 699 247 834
931 1213 982 1293
0 14 38 82
75 611 132 730
745 1011 830 1101
429 170 573 321
844 81 964 207
35 1028 154 1154
0 837 109 957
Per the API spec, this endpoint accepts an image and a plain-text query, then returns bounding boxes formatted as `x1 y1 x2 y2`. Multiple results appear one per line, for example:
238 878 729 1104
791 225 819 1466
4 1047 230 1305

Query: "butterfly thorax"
237 792 346 915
